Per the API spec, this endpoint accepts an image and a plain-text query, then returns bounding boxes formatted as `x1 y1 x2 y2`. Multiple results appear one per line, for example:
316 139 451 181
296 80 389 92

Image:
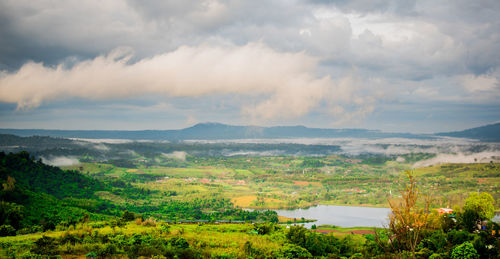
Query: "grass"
0 222 285 258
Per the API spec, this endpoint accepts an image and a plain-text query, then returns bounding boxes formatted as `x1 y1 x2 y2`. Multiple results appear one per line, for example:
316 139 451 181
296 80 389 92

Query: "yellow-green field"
64 159 500 210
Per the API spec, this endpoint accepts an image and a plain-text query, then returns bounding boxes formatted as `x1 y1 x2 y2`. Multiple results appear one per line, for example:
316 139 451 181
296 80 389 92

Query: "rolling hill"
437 122 500 142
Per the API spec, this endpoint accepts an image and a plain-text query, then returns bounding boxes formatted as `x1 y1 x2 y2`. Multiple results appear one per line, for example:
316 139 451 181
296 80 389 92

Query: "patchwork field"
64 155 500 210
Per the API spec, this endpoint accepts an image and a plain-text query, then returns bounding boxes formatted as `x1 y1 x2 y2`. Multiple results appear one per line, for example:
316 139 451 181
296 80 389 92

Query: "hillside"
437 122 500 141
0 152 113 231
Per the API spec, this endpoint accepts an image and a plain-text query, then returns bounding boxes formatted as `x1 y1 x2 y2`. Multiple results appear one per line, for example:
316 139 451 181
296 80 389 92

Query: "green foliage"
429 253 445 259
0 151 105 200
158 223 170 234
0 150 499 258
278 243 312 258
243 240 264 258
32 236 58 255
447 230 474 246
300 159 324 168
253 222 278 235
460 209 480 232
286 225 342 257
286 225 308 247
169 236 189 249
451 241 479 259
463 192 495 221
121 210 136 221
418 230 447 253
0 224 15 236
0 201 23 230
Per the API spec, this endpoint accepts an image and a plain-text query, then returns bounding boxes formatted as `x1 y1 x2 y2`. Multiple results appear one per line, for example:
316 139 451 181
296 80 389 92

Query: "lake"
275 205 391 228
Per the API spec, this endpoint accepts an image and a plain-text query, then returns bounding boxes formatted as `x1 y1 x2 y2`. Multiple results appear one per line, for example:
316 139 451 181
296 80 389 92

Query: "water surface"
276 205 390 228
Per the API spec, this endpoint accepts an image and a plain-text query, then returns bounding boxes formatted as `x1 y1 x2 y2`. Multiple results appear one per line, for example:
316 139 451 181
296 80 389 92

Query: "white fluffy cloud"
460 73 499 93
0 43 373 122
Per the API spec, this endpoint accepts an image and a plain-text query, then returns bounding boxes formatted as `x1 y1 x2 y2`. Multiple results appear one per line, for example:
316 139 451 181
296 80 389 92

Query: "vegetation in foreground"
0 151 499 257
0 191 499 258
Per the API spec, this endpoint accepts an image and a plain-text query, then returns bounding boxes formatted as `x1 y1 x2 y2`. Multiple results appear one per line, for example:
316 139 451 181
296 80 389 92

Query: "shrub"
0 224 16 236
253 222 277 235
447 230 473 246
158 223 170 234
429 253 445 259
121 210 136 221
286 225 308 247
32 236 58 255
170 236 190 249
243 241 263 258
278 243 312 258
451 241 479 259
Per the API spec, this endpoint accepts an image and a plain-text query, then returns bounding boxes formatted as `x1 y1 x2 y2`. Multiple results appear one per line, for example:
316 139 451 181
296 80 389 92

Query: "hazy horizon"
0 120 498 134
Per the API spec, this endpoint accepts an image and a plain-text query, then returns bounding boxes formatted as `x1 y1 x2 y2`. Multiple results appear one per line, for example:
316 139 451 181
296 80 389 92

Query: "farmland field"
63 154 500 211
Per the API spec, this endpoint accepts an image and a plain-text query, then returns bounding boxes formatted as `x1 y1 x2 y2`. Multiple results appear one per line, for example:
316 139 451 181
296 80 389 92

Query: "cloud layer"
413 151 500 168
0 0 499 131
0 43 375 123
41 156 80 167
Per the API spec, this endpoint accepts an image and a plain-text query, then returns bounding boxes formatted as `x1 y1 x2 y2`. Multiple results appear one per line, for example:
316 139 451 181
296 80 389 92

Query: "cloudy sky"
0 0 499 133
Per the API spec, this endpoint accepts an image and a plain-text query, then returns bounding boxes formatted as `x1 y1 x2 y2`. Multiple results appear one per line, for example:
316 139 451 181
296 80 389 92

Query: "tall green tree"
463 192 495 221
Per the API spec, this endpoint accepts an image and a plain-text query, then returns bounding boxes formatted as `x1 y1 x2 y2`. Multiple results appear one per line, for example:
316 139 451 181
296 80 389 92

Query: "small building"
436 208 453 214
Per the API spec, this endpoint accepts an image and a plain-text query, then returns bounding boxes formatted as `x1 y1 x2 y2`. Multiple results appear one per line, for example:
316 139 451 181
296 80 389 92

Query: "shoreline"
241 203 390 211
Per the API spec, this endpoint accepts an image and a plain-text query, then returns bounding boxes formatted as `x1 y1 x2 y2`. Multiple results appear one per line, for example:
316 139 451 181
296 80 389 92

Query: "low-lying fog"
2 135 499 168
185 137 500 167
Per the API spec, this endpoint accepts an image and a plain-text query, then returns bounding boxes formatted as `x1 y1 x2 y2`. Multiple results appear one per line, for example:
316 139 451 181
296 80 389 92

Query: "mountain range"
0 122 498 141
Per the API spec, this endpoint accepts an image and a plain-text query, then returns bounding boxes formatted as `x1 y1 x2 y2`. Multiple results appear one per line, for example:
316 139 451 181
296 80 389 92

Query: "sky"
0 0 499 133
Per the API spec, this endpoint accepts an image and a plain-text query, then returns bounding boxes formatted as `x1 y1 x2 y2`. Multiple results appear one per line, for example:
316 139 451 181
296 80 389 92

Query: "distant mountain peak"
190 122 228 128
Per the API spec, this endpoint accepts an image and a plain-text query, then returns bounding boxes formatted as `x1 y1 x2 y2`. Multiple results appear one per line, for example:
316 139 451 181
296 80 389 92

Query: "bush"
32 236 58 255
121 210 136 221
451 241 479 259
169 236 190 249
286 225 308 247
0 224 16 236
429 253 445 259
418 230 447 253
253 222 277 235
243 241 263 258
158 223 171 234
278 243 312 258
447 230 473 246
